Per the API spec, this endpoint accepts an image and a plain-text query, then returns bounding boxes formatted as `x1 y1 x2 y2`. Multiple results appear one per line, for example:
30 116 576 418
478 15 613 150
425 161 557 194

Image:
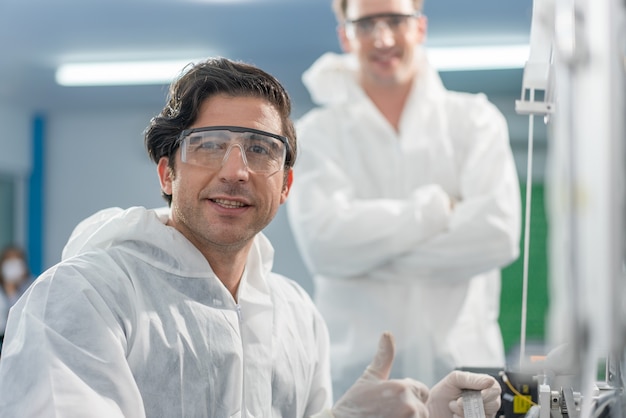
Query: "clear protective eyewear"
345 12 421 39
178 126 289 176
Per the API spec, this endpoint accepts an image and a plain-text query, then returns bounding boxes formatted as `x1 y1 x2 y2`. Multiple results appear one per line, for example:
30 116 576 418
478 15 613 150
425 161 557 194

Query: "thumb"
363 332 395 381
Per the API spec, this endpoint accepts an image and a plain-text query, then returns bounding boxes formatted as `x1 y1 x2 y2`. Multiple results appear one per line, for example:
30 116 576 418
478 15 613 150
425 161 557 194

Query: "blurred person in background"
0 244 35 348
286 0 522 397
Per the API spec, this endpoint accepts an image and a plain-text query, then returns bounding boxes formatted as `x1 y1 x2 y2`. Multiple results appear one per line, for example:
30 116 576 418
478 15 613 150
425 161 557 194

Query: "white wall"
43 108 315 294
45 108 162 266
0 104 31 176
0 104 32 245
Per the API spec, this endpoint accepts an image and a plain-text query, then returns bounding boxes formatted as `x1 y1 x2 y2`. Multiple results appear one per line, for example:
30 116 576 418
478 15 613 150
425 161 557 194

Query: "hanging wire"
520 97 536 370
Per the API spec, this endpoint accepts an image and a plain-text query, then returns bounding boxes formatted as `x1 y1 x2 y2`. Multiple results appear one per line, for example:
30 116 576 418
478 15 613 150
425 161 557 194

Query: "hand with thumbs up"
325 332 430 418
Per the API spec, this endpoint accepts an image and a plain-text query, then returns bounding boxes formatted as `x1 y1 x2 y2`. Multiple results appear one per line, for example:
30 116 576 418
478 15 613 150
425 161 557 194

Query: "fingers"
443 372 501 418
403 377 430 403
413 399 430 418
482 385 502 416
475 376 501 416
363 332 396 381
449 384 502 418
458 371 499 391
375 379 430 418
333 375 430 418
443 371 500 398
481 385 502 417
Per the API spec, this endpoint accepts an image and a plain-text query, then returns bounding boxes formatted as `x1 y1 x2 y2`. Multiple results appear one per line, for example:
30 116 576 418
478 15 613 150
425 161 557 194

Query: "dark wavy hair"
144 57 297 205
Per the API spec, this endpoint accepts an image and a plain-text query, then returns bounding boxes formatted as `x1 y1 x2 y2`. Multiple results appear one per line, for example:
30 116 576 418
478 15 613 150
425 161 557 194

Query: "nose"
371 20 395 47
219 143 249 181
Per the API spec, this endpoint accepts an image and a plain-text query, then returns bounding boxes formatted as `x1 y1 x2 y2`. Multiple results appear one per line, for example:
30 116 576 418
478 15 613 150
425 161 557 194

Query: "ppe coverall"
286 49 521 395
0 206 332 417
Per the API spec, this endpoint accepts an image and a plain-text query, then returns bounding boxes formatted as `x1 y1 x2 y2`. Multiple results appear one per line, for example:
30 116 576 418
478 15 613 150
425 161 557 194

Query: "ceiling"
0 0 534 115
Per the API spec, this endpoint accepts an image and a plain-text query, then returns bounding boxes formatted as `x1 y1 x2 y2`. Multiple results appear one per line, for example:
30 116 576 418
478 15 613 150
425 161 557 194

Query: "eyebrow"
347 12 417 23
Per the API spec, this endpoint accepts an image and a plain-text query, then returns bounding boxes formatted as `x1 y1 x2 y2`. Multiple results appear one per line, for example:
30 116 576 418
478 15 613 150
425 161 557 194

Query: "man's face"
339 0 426 87
158 94 292 254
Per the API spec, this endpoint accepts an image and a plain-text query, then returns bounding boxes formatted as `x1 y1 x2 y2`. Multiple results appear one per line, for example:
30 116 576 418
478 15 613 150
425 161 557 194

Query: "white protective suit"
286 49 521 395
0 206 332 417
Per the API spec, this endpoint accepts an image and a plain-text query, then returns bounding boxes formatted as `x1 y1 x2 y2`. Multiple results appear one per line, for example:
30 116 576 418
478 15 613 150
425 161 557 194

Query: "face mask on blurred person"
2 259 27 284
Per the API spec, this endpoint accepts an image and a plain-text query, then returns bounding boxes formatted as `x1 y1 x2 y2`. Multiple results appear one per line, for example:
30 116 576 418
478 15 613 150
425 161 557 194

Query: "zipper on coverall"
236 303 246 418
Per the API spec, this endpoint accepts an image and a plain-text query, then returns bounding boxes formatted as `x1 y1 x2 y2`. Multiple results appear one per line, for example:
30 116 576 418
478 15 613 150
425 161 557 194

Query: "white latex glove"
427 371 501 418
320 332 430 418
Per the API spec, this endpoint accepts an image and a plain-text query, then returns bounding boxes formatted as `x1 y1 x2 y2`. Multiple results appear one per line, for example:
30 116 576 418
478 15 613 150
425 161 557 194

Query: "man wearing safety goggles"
0 56 500 418
287 0 522 407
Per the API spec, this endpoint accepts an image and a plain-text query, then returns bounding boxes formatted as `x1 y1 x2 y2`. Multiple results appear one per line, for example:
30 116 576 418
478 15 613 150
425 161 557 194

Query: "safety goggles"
344 12 421 39
177 126 289 176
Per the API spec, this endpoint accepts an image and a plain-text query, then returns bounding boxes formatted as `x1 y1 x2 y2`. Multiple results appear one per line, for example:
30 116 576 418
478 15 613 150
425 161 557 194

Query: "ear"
417 14 428 43
157 157 173 196
337 25 353 53
280 169 293 204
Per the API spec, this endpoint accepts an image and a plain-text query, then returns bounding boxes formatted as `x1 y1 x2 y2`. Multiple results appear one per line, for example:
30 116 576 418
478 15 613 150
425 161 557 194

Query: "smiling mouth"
371 47 400 61
212 198 247 208
373 52 398 64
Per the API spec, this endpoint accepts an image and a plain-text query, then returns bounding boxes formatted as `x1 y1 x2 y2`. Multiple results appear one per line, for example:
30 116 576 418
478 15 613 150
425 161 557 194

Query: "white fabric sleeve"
310 410 335 418
0 266 145 418
389 98 521 281
287 139 452 278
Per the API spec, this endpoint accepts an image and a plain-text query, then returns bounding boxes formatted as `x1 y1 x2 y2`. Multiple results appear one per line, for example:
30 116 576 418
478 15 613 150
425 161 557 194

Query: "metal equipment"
513 0 626 416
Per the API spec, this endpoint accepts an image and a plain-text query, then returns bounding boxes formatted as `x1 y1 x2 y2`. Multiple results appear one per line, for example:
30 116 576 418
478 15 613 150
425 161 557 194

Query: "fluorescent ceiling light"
427 45 530 71
55 59 203 87
55 45 530 87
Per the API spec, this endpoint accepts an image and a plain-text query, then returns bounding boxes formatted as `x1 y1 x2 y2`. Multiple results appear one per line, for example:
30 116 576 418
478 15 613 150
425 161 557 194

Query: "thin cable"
499 371 538 406
520 98 535 370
